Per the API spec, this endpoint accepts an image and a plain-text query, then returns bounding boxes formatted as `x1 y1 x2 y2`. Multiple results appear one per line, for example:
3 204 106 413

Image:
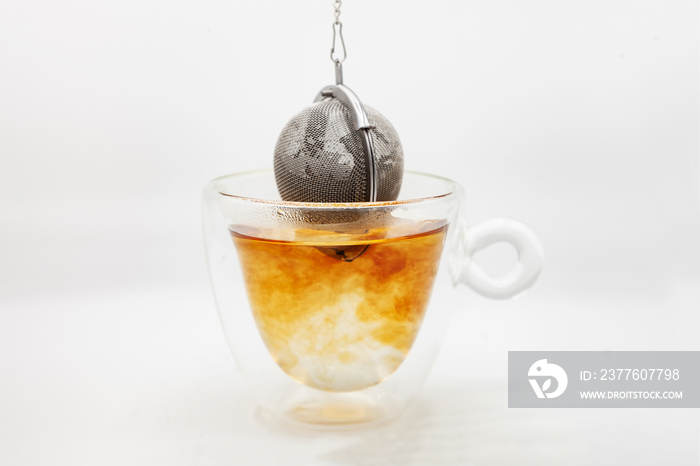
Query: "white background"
1 1 699 464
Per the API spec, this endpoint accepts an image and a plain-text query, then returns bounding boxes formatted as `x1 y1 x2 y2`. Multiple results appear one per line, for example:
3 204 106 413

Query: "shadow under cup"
202 171 540 428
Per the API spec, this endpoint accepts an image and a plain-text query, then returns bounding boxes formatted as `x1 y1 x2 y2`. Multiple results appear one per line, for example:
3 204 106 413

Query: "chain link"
333 0 342 24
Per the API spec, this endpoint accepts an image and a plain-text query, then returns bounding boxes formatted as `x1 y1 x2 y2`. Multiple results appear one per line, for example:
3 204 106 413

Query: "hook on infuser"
331 22 346 85
330 21 346 64
330 0 346 85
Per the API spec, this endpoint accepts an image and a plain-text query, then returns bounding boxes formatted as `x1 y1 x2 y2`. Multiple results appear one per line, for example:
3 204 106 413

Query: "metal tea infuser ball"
274 1 404 203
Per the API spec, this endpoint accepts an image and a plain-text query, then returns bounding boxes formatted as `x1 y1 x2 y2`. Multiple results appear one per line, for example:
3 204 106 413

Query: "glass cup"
202 170 542 428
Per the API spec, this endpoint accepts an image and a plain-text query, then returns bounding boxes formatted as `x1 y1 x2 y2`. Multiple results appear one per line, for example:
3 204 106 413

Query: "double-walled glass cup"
202 170 542 428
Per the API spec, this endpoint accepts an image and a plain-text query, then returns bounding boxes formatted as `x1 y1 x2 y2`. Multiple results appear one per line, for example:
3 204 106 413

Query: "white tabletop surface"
2 276 699 465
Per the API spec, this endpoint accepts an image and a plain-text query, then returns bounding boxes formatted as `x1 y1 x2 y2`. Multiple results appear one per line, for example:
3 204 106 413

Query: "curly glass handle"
456 218 544 300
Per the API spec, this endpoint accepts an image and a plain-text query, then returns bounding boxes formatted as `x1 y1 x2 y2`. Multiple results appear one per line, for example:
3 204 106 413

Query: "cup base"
261 389 404 431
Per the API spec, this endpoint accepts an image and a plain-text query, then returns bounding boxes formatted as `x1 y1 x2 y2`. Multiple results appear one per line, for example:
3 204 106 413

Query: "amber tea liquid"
231 222 447 392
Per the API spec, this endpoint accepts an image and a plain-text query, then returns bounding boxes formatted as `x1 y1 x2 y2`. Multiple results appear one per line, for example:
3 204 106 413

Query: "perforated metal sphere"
274 99 404 203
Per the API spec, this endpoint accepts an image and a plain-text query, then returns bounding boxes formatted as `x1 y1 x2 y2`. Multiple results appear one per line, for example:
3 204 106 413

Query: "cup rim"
210 169 462 209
